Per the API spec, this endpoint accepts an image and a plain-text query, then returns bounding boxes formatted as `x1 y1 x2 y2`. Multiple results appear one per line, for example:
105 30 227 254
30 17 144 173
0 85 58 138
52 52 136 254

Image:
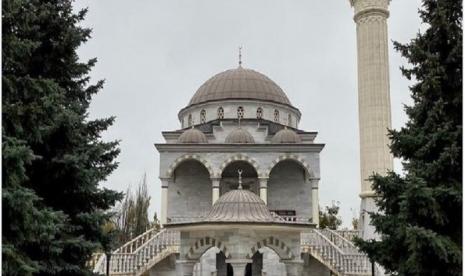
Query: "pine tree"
3 0 123 274
355 1 462 275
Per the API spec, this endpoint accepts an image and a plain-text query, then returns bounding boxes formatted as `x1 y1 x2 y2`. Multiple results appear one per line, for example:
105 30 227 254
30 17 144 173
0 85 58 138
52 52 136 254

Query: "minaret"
349 0 394 240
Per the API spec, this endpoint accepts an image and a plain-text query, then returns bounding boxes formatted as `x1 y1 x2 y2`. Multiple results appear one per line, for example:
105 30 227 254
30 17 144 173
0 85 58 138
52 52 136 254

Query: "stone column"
258 177 268 204
282 260 304 276
211 177 221 204
176 260 196 276
350 0 393 240
159 177 172 226
310 178 320 226
226 260 251 276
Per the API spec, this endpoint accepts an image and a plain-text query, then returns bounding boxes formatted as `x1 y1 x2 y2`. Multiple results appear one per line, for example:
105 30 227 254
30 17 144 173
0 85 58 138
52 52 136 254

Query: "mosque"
92 0 392 275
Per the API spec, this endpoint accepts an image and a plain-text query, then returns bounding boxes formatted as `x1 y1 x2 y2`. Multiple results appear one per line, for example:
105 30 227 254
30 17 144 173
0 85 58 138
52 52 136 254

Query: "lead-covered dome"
178 128 208 143
271 128 302 143
225 127 255 144
188 67 292 106
205 189 274 222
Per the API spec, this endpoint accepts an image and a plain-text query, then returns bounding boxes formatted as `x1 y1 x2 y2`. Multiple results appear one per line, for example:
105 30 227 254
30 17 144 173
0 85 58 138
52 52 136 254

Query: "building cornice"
154 143 325 153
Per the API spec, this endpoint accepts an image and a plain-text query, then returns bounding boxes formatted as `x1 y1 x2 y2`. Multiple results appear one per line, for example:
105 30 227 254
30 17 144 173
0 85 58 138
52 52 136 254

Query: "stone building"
91 0 394 274
92 64 375 276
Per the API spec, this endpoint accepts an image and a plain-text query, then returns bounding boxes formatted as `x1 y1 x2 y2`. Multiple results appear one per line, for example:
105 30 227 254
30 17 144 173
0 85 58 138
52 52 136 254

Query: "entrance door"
227 264 233 276
245 263 252 276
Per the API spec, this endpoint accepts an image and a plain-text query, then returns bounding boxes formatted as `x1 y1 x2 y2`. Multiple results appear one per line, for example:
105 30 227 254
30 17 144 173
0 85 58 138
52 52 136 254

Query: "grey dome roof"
271 128 302 143
188 67 292 106
205 189 274 222
225 127 255 144
178 128 208 143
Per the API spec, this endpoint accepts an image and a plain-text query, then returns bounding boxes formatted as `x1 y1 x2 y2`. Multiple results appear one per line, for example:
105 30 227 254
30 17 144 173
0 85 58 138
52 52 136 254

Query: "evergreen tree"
3 0 123 274
355 1 462 275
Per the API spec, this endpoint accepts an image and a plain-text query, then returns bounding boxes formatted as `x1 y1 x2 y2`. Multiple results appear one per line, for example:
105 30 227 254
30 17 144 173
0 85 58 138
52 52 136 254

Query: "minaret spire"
238 46 242 67
237 169 243 190
350 0 393 240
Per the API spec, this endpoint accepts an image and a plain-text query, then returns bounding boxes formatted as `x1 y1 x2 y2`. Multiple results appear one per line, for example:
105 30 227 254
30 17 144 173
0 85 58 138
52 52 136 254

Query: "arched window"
200 109 206 123
217 107 224 119
288 114 292 126
237 106 244 119
188 114 193 127
274 109 280 123
256 107 263 119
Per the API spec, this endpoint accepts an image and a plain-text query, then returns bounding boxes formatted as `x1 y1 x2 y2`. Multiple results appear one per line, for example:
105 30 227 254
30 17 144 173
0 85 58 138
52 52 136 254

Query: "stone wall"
148 254 176 276
167 160 212 219
268 160 312 219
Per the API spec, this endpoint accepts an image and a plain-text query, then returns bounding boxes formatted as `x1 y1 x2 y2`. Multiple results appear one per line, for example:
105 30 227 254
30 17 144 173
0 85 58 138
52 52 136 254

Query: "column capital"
351 0 390 22
160 177 172 188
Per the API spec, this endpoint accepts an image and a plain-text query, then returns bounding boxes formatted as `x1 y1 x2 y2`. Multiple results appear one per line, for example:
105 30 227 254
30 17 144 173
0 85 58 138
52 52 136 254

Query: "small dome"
225 127 255 144
178 128 208 143
205 189 274 222
188 67 292 107
271 128 301 143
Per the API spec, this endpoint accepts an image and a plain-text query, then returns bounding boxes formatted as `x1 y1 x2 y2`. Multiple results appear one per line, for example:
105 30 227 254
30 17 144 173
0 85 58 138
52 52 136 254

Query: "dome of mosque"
271 128 302 143
188 67 292 107
178 128 208 143
205 188 274 223
225 127 255 144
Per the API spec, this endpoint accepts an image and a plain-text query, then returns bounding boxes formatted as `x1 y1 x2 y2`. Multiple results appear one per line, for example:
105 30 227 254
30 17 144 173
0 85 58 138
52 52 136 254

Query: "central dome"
188 67 291 106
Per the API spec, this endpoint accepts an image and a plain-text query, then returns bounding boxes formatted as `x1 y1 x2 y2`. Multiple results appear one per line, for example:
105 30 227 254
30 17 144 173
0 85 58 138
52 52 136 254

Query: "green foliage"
319 204 342 230
354 1 462 275
113 174 154 247
2 0 123 274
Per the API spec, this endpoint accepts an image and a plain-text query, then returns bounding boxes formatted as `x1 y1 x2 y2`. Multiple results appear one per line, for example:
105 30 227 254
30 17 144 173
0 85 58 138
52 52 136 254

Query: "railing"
301 229 371 276
335 230 361 243
91 222 371 276
115 227 160 254
93 229 180 275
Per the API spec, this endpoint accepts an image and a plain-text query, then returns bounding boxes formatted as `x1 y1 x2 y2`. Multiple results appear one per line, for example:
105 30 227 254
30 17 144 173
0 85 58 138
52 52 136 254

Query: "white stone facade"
350 0 394 240
178 100 301 129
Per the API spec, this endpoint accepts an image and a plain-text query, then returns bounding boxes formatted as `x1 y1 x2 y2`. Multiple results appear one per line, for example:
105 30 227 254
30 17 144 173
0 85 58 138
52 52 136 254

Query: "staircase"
301 229 374 276
92 228 375 276
93 229 180 276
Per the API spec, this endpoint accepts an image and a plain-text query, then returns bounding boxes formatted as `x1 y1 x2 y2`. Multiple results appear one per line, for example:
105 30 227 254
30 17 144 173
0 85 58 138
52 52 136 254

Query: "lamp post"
106 250 112 276
101 221 117 276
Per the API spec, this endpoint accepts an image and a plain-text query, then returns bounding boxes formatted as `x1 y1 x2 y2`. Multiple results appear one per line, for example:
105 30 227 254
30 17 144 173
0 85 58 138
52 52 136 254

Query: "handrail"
302 229 372 275
93 225 372 275
115 227 159 254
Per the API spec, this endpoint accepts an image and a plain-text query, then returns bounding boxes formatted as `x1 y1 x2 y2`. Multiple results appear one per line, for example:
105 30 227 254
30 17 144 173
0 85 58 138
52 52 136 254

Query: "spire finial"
238 46 242 67
237 169 243 190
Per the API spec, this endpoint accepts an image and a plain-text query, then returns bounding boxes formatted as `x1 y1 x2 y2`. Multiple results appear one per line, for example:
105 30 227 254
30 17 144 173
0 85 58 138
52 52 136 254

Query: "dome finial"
238 46 242 67
237 169 243 190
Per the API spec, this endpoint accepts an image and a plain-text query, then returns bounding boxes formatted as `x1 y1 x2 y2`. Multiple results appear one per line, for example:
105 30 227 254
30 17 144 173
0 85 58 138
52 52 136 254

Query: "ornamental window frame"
217 107 224 119
188 114 193 127
237 106 244 119
200 109 206 123
256 107 263 119
274 109 280 123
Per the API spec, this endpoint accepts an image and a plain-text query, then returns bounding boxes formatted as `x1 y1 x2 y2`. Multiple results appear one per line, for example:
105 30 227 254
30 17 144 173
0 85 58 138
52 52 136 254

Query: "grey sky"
74 0 423 227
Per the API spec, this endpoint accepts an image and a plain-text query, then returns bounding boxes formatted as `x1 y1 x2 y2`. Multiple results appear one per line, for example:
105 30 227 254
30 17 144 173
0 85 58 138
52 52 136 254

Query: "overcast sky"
74 0 423 227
